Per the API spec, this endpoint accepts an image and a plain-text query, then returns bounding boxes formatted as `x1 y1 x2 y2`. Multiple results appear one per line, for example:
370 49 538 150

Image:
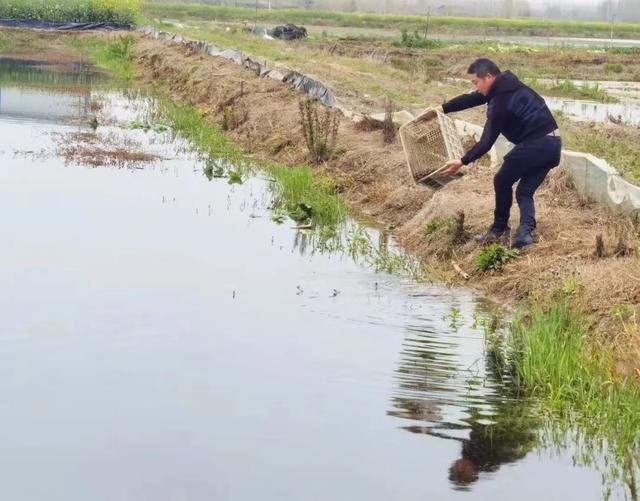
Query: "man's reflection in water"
403 403 538 487
389 329 539 488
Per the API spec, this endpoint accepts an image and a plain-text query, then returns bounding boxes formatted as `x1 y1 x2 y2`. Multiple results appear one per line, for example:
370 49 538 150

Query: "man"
438 58 562 249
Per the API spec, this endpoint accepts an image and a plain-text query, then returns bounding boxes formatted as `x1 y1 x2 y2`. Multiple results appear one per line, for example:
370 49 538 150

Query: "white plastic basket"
399 108 465 189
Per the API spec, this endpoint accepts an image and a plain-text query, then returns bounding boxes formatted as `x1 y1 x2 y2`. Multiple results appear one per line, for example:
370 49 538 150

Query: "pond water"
0 57 635 500
543 79 640 127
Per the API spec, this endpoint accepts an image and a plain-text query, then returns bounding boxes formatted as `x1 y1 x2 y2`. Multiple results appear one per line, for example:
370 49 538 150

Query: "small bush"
388 56 413 72
107 35 135 61
396 28 443 49
476 243 518 273
299 98 339 164
354 115 384 132
451 210 469 245
220 105 247 131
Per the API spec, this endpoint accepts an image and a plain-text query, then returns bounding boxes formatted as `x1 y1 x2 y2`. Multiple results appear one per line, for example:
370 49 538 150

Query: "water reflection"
0 57 105 123
388 317 538 486
0 58 100 88
545 96 640 127
1 55 638 500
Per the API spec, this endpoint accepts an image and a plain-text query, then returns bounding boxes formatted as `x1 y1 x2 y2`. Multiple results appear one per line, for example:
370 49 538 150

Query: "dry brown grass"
55 130 161 168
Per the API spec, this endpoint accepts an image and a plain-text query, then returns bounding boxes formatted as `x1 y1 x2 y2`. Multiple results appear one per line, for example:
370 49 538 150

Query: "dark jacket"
442 71 558 165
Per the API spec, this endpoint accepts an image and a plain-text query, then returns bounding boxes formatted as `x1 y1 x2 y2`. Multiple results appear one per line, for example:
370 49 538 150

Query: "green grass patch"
154 97 346 229
527 78 618 103
506 300 640 494
267 165 347 228
0 0 142 24
341 225 423 277
394 28 445 49
424 217 450 241
67 35 136 80
154 97 243 167
563 130 640 183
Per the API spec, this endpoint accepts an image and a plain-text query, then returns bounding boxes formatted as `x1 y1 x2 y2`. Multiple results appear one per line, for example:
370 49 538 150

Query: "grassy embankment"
145 20 627 103
144 2 640 39
79 34 640 493
73 34 349 231
141 18 640 182
505 297 640 497
0 0 143 24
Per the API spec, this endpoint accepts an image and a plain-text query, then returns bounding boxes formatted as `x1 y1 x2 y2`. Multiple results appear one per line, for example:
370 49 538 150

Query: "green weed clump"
68 35 136 79
424 217 450 241
345 225 423 277
604 62 623 74
527 78 617 103
476 243 518 273
268 165 347 228
0 0 142 24
395 28 443 49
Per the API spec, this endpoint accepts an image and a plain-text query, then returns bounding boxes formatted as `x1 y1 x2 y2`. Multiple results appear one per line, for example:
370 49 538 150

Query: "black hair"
467 58 501 78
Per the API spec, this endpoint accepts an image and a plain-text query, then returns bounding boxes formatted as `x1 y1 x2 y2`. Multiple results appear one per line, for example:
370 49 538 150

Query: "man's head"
449 457 479 485
467 58 501 96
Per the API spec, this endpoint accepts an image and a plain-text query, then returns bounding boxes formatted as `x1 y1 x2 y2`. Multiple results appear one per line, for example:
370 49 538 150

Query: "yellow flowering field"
0 0 142 24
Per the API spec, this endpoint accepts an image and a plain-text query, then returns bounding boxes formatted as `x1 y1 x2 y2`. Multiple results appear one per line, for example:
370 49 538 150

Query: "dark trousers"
493 135 562 231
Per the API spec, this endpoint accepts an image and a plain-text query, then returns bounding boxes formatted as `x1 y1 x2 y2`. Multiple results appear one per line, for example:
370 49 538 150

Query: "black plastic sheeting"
0 19 131 31
142 26 338 108
282 71 336 107
270 24 307 41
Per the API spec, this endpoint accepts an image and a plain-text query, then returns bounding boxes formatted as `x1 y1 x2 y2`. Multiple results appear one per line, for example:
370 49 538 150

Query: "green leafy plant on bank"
476 243 518 273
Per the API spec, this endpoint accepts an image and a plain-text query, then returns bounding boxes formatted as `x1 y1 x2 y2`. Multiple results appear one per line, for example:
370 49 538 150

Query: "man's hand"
440 159 463 177
422 105 444 115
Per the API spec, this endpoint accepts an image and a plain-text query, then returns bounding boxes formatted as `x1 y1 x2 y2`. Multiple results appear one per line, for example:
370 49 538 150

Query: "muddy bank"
128 34 640 375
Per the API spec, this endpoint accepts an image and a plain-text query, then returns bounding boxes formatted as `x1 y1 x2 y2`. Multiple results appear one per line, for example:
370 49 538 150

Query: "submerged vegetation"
0 0 142 24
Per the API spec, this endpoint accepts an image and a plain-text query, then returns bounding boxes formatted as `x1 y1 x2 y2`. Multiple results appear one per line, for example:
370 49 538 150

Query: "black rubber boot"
474 224 511 245
511 225 534 249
